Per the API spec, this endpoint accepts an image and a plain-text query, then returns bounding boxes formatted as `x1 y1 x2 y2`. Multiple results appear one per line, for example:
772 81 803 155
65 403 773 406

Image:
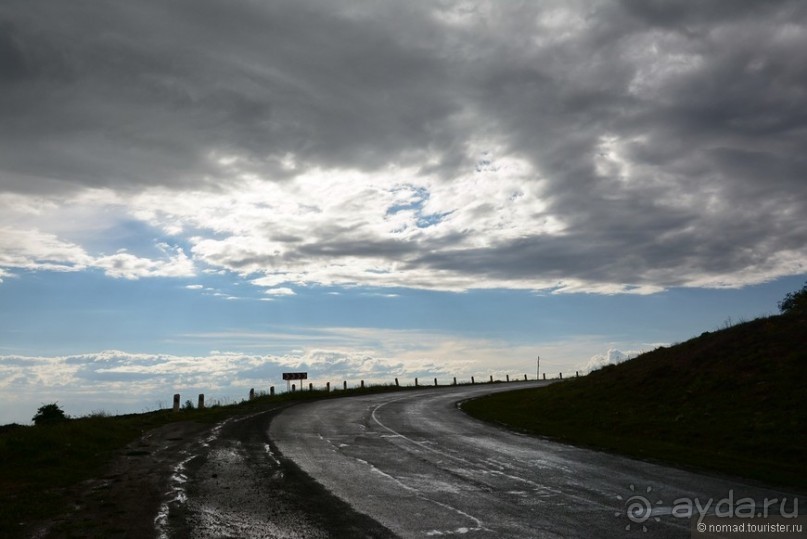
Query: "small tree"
32 403 69 426
778 282 807 314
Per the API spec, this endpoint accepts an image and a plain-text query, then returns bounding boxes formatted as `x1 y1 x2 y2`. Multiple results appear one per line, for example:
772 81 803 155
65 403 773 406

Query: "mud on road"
163 408 395 539
34 406 395 539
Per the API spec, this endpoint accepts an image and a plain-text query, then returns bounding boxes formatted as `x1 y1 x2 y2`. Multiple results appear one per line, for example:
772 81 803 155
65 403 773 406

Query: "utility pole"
536 355 540 380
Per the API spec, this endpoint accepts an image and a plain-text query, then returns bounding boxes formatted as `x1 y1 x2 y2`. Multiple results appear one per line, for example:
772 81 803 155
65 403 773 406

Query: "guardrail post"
471 376 475 384
173 393 180 412
490 375 493 383
326 382 330 392
361 380 365 388
249 388 255 400
576 371 579 378
198 394 205 409
415 377 419 386
292 383 296 392
270 386 275 396
343 380 347 390
559 373 562 379
524 374 527 381
543 373 546 380
395 377 399 386
506 374 510 382
453 377 457 385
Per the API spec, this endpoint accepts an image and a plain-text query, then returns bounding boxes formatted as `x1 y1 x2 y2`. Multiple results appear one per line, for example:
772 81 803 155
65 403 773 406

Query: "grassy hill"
463 311 807 489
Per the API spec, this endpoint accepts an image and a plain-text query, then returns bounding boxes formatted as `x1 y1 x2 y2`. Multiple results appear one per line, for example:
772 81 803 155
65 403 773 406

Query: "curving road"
270 383 802 538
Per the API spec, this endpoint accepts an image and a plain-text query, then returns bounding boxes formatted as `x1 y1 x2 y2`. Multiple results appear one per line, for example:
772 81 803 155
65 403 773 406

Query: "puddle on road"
426 527 471 536
263 443 281 466
154 418 237 539
154 452 196 539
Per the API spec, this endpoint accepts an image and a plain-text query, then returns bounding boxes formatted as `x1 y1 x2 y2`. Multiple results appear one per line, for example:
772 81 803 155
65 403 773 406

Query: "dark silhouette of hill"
464 310 807 488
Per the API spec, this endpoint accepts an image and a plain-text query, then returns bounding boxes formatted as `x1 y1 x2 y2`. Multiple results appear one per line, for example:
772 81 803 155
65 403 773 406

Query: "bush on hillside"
32 403 69 426
778 282 807 314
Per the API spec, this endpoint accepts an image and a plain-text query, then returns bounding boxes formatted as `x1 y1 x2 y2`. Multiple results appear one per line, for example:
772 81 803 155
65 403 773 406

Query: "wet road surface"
270 383 803 538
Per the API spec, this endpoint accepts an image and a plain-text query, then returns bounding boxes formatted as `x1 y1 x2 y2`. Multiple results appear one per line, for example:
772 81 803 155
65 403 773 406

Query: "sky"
1 0 805 424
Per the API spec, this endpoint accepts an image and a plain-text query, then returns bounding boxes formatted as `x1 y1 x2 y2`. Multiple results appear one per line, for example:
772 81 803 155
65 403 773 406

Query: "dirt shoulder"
30 420 213 538
30 406 395 539
166 408 395 538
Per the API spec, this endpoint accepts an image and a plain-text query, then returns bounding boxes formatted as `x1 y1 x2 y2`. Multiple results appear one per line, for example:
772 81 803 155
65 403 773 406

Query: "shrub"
778 282 807 314
32 403 69 426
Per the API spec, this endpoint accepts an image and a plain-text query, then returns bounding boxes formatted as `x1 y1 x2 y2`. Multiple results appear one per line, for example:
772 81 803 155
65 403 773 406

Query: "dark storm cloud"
437 0 807 289
298 236 419 259
0 22 28 82
0 0 460 193
0 0 805 290
619 0 778 28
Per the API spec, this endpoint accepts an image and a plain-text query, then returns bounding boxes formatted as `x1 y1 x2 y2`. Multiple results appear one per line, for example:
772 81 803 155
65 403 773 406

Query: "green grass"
0 382 416 537
463 312 807 489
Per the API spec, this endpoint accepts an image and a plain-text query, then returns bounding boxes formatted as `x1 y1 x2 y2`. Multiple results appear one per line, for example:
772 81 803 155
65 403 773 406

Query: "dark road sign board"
282 372 308 381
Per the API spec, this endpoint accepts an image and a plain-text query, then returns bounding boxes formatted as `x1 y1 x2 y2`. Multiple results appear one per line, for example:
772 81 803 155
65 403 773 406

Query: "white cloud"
0 195 197 283
94 246 195 280
129 163 577 292
0 227 94 272
261 287 296 296
582 348 638 373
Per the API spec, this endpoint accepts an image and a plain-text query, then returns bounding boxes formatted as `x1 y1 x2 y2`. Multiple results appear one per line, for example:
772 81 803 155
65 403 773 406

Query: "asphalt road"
270 382 803 538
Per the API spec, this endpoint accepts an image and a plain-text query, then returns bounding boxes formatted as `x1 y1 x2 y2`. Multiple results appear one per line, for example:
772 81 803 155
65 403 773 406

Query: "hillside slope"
463 312 807 488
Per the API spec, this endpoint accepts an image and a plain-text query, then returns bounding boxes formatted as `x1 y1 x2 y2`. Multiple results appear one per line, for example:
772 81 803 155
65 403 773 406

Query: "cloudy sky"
1 0 805 423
